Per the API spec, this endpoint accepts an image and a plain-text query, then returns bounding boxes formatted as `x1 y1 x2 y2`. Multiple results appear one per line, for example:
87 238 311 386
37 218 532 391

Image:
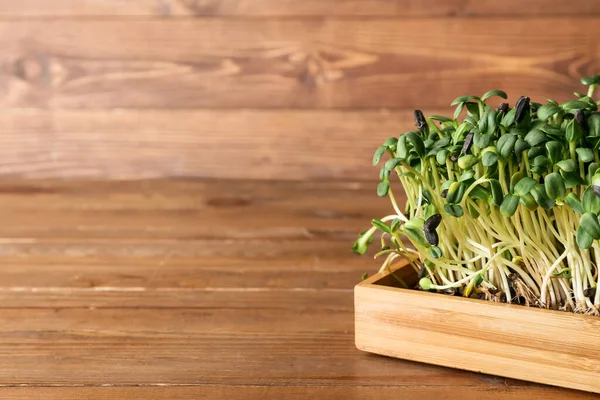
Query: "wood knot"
295 52 345 87
179 0 220 15
13 54 50 86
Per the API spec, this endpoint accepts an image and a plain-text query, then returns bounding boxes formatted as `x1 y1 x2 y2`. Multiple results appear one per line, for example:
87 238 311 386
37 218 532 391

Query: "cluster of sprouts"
354 76 600 315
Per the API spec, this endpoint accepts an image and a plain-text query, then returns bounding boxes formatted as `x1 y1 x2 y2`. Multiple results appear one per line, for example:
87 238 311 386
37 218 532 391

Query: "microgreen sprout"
354 75 600 315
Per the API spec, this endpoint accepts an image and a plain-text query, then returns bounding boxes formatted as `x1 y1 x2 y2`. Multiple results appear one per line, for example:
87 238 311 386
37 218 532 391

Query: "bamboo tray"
355 258 600 394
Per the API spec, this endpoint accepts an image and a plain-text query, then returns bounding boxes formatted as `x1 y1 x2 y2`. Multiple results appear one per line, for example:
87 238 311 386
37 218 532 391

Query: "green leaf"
520 193 538 211
565 193 585 214
514 138 530 158
383 137 398 148
524 129 547 147
352 230 375 255
441 180 455 191
478 109 488 133
390 218 401 232
497 134 517 158
429 115 453 122
405 217 424 230
482 151 499 167
452 123 470 145
465 102 480 118
433 137 451 148
436 149 449 165
453 103 465 120
560 170 585 189
556 159 577 173
540 125 563 141
527 145 545 160
545 172 566 200
443 204 464 218
510 171 525 193
489 179 504 206
458 155 478 170
486 110 498 135
419 277 433 290
577 148 595 163
423 205 436 221
500 194 520 217
545 141 563 164
467 203 480 219
384 158 403 171
459 170 475 182
562 100 589 111
513 177 537 196
510 127 527 136
397 135 408 159
473 132 493 148
589 163 600 180
379 165 390 181
405 228 429 248
405 131 425 157
577 225 594 249
582 75 600 86
377 181 390 197
536 104 561 121
580 212 600 240
371 219 391 234
481 90 508 102
422 190 433 205
451 95 478 106
404 218 429 247
579 96 597 108
464 116 478 126
588 114 600 137
485 162 498 176
501 108 516 127
582 185 600 214
533 155 551 169
470 185 491 201
372 146 388 166
426 147 440 158
565 119 583 143
446 181 465 204
530 184 555 209
429 247 442 259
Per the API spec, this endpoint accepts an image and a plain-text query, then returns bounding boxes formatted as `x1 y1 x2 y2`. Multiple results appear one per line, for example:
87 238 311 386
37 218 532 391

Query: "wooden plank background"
0 5 597 180
0 178 592 400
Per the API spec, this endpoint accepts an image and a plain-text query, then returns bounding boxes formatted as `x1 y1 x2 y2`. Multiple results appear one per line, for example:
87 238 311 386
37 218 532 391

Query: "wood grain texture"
0 19 595 109
356 261 600 394
0 178 590 398
0 109 422 180
1 0 600 17
0 179 391 239
0 385 594 400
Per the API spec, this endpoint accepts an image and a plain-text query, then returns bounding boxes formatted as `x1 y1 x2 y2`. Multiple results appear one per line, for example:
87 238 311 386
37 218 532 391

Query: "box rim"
356 257 600 323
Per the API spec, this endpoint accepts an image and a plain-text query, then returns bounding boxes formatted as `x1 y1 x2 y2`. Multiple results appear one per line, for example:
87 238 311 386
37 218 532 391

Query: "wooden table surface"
0 178 595 399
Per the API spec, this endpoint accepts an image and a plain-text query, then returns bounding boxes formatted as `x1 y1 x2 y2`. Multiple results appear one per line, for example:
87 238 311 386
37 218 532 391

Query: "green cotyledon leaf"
443 204 464 218
545 172 566 201
513 177 537 197
531 184 555 210
500 194 520 217
580 212 600 240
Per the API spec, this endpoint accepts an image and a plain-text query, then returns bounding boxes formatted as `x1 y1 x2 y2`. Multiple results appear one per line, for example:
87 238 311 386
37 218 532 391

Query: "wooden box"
355 259 600 394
